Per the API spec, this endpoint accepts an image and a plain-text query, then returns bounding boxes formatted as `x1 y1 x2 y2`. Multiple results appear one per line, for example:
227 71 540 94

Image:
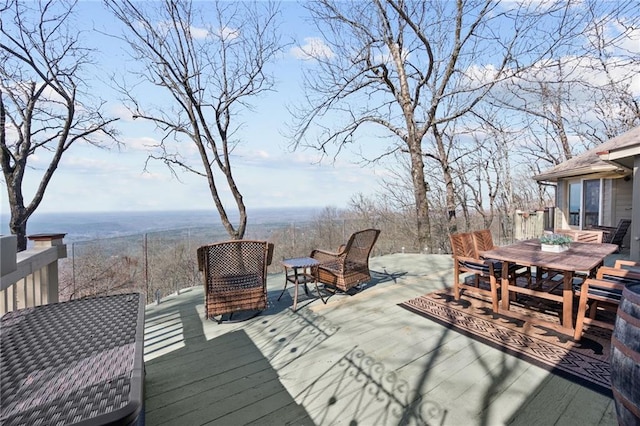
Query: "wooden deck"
143 253 617 425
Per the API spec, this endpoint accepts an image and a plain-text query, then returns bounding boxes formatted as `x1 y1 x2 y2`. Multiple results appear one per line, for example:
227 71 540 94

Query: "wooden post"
28 233 67 305
1 235 17 277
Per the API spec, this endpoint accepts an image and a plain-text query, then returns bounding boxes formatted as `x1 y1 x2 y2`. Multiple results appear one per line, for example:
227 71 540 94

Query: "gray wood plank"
142 253 618 426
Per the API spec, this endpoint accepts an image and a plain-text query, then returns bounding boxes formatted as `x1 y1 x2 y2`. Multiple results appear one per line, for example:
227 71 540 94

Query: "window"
567 179 601 228
583 179 601 228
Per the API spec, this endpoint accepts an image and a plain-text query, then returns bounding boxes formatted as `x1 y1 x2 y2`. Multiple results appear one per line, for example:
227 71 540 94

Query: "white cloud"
154 20 210 40
122 136 159 152
59 155 129 174
291 37 334 61
598 20 640 56
216 26 240 40
190 26 209 39
462 64 503 85
111 104 136 122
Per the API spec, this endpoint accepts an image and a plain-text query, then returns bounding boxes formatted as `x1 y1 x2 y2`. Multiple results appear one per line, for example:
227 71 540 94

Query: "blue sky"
0 1 386 214
2 1 639 217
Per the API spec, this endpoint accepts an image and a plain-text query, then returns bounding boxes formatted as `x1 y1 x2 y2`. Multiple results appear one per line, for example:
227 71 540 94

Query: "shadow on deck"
143 292 314 425
142 253 619 426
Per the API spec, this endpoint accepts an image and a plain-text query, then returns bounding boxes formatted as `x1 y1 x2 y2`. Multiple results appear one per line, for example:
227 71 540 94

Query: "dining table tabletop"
480 238 618 334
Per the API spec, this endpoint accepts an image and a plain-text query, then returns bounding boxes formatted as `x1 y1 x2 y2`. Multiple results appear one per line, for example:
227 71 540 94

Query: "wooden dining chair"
554 229 604 244
450 232 507 313
543 229 605 284
573 265 640 340
613 259 640 273
474 230 531 288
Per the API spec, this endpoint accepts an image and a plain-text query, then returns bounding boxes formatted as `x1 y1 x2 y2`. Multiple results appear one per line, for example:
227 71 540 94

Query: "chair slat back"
473 230 496 253
555 229 603 244
450 232 477 259
574 231 603 244
610 219 631 246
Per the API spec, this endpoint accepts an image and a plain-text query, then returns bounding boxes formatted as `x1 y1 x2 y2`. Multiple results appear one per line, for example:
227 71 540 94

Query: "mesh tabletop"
0 293 145 426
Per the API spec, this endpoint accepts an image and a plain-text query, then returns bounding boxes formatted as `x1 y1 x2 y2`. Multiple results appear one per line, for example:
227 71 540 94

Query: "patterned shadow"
295 347 448 425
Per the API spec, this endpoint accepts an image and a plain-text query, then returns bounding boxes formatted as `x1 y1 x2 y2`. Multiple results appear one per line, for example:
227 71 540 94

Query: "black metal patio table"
0 293 145 425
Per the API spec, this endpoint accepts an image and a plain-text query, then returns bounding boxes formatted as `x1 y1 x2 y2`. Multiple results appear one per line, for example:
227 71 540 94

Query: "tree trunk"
408 140 431 252
9 211 28 251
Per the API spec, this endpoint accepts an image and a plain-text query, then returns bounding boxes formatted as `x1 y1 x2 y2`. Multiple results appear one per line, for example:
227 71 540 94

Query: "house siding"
612 177 634 248
602 179 613 226
556 180 568 229
554 175 633 249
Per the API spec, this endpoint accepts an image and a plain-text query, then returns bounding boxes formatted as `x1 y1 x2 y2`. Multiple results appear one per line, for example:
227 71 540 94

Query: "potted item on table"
539 234 573 253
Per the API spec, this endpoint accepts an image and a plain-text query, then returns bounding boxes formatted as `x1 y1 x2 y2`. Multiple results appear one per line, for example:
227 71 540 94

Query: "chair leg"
217 312 230 324
489 275 499 313
588 301 599 320
574 289 589 340
453 264 462 300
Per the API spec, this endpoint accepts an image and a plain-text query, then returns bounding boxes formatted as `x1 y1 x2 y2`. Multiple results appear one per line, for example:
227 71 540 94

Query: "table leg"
311 265 326 304
292 267 300 312
501 260 511 311
302 267 310 296
562 272 574 330
278 267 290 302
279 266 302 311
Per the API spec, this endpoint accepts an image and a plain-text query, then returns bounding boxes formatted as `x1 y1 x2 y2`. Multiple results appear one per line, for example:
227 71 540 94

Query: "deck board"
143 253 617 425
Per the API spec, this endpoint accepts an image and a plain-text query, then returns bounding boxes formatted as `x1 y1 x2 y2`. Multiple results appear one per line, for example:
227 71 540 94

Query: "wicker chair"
197 240 273 323
310 229 381 293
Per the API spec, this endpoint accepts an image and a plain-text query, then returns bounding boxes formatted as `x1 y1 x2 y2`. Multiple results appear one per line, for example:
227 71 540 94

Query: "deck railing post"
1 235 17 277
28 234 67 305
1 233 66 314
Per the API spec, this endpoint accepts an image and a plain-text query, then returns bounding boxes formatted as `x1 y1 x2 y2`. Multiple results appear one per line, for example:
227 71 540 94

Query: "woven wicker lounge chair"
197 240 273 323
310 229 380 293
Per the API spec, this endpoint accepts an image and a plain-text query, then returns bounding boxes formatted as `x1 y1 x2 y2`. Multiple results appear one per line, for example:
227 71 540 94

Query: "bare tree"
577 2 640 141
487 1 640 175
290 0 577 252
104 0 284 239
0 0 119 250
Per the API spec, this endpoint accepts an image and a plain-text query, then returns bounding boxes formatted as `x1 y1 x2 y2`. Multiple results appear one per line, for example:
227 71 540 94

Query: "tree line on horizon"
1 0 638 252
58 199 528 302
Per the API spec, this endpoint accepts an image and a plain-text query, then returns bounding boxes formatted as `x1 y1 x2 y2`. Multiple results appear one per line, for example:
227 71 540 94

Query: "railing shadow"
295 346 448 425
250 307 340 370
142 293 315 425
143 253 616 425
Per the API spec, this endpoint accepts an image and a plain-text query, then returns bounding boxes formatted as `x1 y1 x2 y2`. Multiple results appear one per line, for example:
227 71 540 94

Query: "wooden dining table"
480 238 618 334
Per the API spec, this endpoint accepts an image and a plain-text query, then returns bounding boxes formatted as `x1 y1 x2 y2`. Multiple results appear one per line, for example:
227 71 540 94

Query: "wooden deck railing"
513 210 546 241
0 234 67 315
